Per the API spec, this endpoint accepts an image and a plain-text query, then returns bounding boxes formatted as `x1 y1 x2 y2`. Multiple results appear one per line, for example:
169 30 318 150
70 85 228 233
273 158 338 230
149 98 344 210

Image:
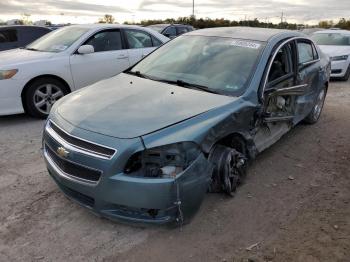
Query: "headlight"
0 69 18 80
331 55 348 61
124 142 201 178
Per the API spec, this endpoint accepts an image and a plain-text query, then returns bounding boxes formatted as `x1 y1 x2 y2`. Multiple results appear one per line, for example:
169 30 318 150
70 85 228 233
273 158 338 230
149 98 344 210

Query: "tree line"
1 14 350 30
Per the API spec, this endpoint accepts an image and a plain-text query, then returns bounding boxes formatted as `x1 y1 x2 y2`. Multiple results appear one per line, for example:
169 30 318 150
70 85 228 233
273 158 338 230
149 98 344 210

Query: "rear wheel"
303 87 326 124
24 77 68 118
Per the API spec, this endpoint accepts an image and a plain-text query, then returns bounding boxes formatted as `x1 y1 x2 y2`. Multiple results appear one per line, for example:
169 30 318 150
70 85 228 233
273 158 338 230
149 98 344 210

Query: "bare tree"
98 14 115 24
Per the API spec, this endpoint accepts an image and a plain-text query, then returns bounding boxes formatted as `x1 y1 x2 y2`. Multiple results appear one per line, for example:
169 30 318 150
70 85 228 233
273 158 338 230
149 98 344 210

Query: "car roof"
148 24 192 27
67 24 153 30
186 26 304 42
313 29 350 35
0 25 51 31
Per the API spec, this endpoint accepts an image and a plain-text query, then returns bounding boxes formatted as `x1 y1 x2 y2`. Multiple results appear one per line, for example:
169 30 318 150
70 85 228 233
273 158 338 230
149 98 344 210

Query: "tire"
24 77 68 119
303 87 327 124
208 145 247 196
340 65 350 81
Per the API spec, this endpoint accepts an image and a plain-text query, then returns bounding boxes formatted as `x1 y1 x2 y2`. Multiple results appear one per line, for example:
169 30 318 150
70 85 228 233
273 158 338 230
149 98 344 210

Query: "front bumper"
0 78 26 116
330 60 349 78
43 117 211 225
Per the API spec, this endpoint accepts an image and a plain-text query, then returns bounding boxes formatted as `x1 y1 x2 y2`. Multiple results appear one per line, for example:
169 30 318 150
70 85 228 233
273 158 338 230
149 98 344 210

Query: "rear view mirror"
77 45 94 55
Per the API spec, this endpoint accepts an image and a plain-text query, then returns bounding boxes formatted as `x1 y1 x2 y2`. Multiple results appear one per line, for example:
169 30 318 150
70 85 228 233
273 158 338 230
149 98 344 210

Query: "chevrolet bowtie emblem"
57 146 69 158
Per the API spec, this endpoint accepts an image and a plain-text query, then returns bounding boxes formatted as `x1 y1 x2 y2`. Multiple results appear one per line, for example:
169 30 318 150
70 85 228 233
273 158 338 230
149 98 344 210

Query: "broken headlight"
124 142 201 178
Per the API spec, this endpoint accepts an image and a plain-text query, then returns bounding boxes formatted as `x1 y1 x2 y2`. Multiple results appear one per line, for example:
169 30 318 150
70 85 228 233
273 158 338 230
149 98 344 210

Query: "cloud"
0 0 130 16
138 0 350 22
0 0 349 23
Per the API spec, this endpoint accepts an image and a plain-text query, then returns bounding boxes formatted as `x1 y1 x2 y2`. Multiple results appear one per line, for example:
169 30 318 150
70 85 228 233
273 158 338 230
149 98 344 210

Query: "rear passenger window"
298 42 314 64
164 27 176 37
151 36 162 47
177 27 188 35
125 30 153 49
0 29 18 43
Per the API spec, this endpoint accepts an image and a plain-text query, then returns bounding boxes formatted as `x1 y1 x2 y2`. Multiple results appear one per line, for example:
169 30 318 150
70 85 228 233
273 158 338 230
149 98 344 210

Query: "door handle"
117 54 128 59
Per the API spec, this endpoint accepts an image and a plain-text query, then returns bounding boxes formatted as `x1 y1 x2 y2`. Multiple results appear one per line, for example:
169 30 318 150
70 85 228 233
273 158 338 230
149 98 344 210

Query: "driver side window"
84 30 123 52
267 42 295 89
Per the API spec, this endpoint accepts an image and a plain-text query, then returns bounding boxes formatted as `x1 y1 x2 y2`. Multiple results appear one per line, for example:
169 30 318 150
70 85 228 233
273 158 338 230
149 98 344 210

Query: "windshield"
147 25 167 33
312 33 350 46
130 35 264 96
26 26 90 52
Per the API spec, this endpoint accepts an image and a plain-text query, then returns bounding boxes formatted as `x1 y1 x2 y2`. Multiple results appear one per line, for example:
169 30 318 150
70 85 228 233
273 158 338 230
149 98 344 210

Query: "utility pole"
281 11 284 24
192 0 194 17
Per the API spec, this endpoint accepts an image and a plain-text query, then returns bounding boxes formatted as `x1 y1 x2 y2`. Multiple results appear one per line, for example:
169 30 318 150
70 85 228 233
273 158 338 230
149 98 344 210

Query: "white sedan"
0 24 169 118
312 30 350 81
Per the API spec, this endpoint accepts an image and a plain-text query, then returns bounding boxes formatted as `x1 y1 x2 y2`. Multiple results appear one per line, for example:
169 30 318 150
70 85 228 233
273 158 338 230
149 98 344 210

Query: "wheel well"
216 133 248 157
21 75 71 112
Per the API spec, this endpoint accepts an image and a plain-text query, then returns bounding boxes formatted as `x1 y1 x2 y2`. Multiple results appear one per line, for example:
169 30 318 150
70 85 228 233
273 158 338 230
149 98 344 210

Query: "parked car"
147 24 194 38
43 27 330 226
0 24 168 118
312 29 350 80
0 25 52 52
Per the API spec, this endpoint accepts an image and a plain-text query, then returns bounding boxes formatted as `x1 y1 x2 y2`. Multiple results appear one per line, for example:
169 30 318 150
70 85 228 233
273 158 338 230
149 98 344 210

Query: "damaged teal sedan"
43 27 330 225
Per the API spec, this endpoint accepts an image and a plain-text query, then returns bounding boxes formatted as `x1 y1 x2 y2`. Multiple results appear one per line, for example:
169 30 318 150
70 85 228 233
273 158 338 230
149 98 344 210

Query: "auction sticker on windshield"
230 39 261 49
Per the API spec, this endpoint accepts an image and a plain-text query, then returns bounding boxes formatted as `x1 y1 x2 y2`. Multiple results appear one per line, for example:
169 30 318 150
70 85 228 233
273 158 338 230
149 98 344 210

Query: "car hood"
318 45 350 57
57 73 237 139
0 48 54 68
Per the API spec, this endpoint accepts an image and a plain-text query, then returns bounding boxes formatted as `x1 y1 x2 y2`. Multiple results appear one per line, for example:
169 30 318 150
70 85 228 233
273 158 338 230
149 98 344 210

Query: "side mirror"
164 33 171 38
77 45 94 55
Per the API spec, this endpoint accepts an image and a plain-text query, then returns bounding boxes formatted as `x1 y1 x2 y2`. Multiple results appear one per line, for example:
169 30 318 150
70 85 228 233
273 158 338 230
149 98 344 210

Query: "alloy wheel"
33 84 64 115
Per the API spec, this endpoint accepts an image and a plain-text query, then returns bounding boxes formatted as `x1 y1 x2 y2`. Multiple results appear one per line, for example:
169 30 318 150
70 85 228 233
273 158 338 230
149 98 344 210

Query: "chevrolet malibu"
43 27 330 225
0 24 168 118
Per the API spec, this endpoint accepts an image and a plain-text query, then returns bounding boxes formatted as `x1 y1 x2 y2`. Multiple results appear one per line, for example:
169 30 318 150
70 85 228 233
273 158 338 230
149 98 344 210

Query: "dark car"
0 25 51 51
147 24 194 38
43 27 330 226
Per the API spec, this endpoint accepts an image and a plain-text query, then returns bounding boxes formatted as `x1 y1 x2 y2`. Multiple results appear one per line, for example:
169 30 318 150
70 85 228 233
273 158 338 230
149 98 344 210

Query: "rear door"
69 29 130 89
123 29 160 65
294 39 321 122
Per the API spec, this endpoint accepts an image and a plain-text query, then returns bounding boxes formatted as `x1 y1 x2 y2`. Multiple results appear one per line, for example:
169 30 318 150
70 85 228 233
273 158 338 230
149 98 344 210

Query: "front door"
70 29 130 89
254 40 303 152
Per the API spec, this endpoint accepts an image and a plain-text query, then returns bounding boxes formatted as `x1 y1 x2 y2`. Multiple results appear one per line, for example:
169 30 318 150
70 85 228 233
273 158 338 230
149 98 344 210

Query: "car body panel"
56 73 236 138
43 27 330 225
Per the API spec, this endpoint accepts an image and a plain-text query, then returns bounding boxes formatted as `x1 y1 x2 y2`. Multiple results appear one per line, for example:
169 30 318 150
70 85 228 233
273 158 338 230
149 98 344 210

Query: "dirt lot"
0 80 349 262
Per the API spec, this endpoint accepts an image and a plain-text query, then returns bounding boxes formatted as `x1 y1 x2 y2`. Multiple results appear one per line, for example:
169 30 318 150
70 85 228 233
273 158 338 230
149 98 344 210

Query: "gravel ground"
0 80 349 262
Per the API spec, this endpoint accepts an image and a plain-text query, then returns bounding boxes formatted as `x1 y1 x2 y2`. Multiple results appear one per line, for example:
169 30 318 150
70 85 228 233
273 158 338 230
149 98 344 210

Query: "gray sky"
0 0 349 24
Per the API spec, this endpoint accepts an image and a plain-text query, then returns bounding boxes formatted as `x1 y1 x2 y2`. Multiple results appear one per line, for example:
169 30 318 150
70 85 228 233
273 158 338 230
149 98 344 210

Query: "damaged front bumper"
45 150 211 225
43 119 211 225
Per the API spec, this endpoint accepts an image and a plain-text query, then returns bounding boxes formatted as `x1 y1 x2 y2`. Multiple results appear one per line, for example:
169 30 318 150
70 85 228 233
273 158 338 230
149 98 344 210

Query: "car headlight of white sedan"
0 69 18 80
331 55 349 61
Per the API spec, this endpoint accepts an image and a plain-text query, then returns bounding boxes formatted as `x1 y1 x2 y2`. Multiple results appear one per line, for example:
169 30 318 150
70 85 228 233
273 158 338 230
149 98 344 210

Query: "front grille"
46 144 102 183
331 69 342 74
48 121 116 159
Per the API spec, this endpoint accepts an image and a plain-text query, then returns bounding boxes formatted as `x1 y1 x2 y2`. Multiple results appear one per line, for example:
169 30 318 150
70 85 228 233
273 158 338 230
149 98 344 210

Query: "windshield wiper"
126 72 219 95
126 71 153 80
161 79 220 94
21 47 40 51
